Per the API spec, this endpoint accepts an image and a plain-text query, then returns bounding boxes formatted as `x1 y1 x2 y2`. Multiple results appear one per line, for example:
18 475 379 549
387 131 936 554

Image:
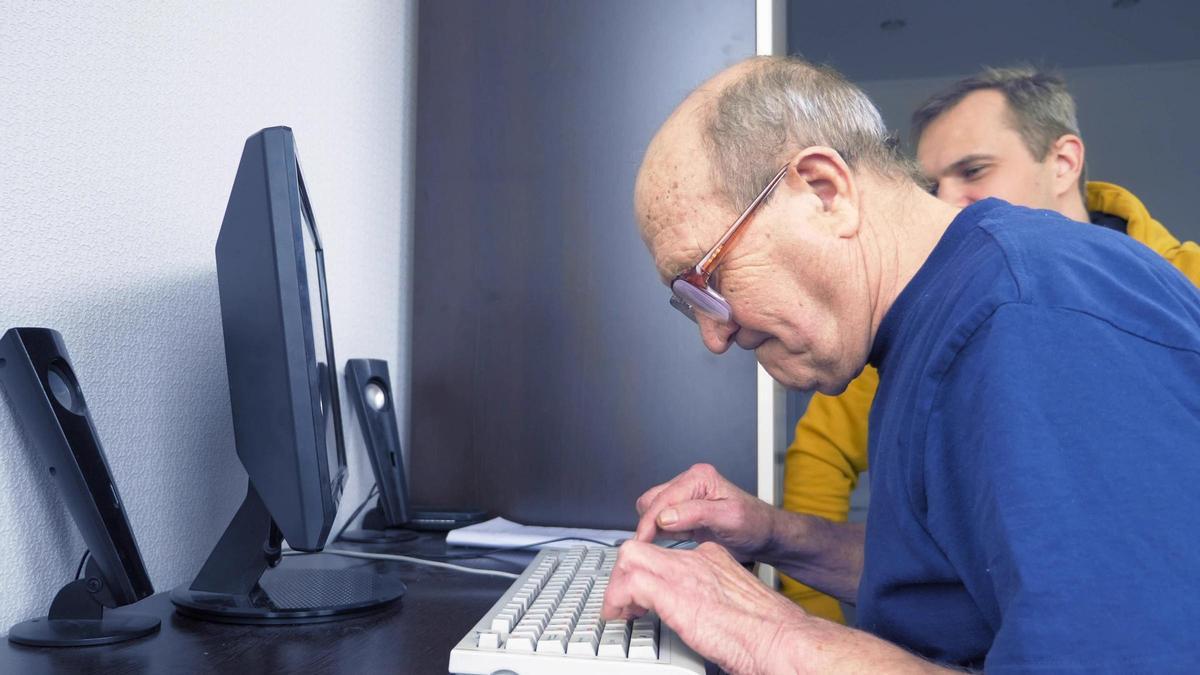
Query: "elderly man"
600 56 1200 673
781 67 1200 623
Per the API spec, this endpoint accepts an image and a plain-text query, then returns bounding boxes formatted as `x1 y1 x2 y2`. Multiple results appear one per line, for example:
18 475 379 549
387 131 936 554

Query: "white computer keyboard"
449 546 706 674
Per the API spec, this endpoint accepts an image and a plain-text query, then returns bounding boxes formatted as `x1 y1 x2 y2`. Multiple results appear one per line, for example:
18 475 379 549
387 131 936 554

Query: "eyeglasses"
669 164 789 324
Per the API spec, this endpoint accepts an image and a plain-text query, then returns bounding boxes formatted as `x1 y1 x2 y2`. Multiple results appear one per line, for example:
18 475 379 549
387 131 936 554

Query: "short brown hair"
911 66 1086 193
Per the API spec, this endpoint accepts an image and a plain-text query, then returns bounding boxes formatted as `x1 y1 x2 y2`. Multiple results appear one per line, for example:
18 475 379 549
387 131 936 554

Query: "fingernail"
659 509 678 526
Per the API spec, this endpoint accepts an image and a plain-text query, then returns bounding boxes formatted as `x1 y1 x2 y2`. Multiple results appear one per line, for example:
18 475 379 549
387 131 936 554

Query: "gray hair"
911 66 1085 192
704 56 918 208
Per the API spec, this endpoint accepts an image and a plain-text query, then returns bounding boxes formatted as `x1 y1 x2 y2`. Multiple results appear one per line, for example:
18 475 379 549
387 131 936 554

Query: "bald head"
634 63 749 282
635 56 913 280
633 57 951 394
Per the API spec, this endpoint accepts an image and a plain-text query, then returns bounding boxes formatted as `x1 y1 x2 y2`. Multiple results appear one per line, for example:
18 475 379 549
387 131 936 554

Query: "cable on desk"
332 485 627 557
284 547 520 580
424 536 621 560
332 482 380 543
323 483 697 572
666 539 698 549
74 549 90 580
343 539 696 579
429 536 699 559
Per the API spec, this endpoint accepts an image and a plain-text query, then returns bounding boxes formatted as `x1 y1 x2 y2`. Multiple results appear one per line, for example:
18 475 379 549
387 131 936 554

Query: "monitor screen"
212 126 348 550
173 128 406 623
297 164 347 507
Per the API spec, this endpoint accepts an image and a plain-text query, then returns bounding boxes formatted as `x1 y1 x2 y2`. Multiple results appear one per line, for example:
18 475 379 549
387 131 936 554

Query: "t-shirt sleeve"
924 302 1200 672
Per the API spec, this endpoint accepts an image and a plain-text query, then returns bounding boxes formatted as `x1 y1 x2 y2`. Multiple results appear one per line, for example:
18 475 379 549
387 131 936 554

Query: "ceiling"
787 0 1200 81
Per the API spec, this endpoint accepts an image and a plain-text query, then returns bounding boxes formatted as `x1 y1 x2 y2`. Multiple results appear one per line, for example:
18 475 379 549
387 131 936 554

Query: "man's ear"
786 146 859 237
1050 134 1085 197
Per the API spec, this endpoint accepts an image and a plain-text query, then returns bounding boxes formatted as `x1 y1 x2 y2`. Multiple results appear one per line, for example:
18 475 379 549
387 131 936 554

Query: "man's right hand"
634 463 776 560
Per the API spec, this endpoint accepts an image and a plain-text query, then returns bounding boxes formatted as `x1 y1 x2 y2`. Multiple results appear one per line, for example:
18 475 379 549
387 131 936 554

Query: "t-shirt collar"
868 198 1008 369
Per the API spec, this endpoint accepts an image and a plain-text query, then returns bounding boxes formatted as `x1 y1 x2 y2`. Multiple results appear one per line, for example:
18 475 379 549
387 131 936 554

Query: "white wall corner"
754 0 787 589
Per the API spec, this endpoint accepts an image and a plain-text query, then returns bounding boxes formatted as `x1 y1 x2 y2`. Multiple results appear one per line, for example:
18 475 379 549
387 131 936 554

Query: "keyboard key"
536 630 568 654
598 631 628 657
604 620 630 636
451 547 706 673
505 633 536 652
631 628 657 642
477 631 500 649
629 637 658 660
489 614 514 633
567 632 598 655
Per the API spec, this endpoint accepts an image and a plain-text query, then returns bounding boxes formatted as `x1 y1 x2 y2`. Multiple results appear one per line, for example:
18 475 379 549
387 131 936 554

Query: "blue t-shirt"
858 199 1200 671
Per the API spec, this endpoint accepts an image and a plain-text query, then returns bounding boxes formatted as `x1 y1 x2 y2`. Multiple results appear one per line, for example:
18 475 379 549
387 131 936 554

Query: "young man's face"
916 89 1058 210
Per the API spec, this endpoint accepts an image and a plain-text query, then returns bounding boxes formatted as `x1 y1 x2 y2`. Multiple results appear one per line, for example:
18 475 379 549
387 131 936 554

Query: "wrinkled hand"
601 540 806 675
634 463 776 560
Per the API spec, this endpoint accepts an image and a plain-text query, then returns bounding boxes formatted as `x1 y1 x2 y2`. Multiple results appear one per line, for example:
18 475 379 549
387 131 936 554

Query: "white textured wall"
0 2 415 631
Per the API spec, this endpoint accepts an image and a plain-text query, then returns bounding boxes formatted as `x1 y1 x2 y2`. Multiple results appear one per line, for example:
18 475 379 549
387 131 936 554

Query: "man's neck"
1059 190 1090 223
857 178 961 342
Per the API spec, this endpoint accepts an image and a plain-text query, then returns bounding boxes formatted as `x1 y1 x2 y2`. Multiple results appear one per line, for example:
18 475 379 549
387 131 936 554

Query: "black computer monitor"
0 327 160 646
171 127 404 624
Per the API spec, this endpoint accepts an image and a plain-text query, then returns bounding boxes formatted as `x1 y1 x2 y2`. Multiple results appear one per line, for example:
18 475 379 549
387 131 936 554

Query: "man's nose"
697 315 738 354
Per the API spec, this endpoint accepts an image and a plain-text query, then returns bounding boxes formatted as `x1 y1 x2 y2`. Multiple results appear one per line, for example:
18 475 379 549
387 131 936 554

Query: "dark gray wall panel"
788 0 1200 82
412 0 757 529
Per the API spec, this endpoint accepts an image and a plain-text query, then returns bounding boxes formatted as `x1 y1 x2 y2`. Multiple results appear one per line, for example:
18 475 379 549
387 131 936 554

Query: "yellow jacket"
780 183 1200 623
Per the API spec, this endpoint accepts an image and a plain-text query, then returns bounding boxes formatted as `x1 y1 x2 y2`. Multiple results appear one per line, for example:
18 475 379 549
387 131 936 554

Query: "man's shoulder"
923 199 1200 373
967 200 1180 302
969 199 1110 252
947 200 1106 286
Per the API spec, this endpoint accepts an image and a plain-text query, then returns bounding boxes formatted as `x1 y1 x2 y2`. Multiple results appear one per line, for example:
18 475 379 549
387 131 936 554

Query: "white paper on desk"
445 516 635 550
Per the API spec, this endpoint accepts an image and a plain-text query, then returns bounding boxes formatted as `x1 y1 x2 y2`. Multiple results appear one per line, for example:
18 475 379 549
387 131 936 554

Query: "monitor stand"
339 499 488 543
338 501 420 544
7 558 160 647
171 483 406 624
407 506 489 531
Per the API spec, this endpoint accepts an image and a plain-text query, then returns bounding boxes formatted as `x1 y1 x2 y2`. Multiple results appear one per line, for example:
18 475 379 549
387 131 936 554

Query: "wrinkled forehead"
636 166 734 284
634 116 734 283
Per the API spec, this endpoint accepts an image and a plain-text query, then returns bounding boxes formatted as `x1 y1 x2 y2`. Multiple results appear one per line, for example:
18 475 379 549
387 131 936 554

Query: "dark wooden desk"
0 534 522 675
3 534 721 675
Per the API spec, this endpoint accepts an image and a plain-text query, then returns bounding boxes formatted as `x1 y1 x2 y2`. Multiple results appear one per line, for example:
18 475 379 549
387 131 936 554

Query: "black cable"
428 536 630 560
290 534 617 562
325 492 693 562
332 483 380 543
666 539 697 549
74 549 90 580
368 536 699 565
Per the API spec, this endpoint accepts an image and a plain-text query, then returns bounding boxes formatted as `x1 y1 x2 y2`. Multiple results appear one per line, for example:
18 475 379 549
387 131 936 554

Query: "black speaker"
340 358 485 543
0 327 160 647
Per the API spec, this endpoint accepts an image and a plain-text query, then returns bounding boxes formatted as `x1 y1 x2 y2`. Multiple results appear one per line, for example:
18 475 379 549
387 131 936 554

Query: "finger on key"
635 480 672 516
601 542 659 620
634 464 727 542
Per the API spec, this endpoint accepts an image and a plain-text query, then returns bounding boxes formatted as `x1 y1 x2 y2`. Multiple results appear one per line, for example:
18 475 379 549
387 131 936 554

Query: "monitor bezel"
293 149 347 509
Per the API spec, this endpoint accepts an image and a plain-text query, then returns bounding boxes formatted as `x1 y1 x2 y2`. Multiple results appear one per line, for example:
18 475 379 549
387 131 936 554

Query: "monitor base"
407 507 489 531
173 486 407 625
339 503 487 540
338 527 420 544
7 613 160 647
171 561 406 625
